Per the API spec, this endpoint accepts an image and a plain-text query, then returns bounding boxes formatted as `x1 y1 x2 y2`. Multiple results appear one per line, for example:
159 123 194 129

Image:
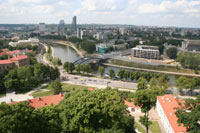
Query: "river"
50 43 80 63
51 43 177 86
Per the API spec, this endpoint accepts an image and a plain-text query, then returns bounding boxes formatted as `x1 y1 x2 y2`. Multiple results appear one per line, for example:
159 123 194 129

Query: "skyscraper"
72 16 77 32
58 20 65 35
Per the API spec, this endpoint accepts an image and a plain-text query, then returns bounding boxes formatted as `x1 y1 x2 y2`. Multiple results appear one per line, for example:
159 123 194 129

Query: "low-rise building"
156 94 187 133
124 100 141 113
9 38 39 47
0 55 30 70
182 39 200 52
0 60 15 70
131 45 159 59
96 43 113 53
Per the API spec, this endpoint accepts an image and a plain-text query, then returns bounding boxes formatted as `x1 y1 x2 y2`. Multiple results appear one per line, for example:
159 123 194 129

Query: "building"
131 45 159 59
182 39 200 52
120 28 127 35
9 38 39 47
0 60 15 70
156 95 187 133
72 16 77 32
0 49 32 57
124 100 141 113
10 55 30 67
58 20 65 35
9 94 65 109
0 55 30 70
96 44 108 54
39 23 46 33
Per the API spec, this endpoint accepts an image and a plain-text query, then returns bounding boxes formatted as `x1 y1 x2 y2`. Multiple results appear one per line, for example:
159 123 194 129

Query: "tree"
0 102 41 133
117 69 125 80
157 76 169 90
175 95 200 133
175 76 187 94
59 89 135 133
137 77 148 90
167 47 178 59
50 80 62 94
109 69 115 79
63 62 69 72
52 58 62 66
42 48 46 55
68 63 75 73
130 90 159 133
124 71 130 80
80 40 96 54
17 66 37 89
76 64 81 74
33 63 48 82
34 105 62 133
149 77 157 89
98 66 105 78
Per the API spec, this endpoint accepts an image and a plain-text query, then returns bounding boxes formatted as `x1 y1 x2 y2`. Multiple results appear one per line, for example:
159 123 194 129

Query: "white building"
124 100 141 113
156 95 187 133
39 23 46 33
9 38 39 47
131 45 159 59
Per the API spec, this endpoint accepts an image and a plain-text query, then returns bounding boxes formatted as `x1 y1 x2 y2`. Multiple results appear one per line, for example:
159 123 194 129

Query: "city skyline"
0 0 200 28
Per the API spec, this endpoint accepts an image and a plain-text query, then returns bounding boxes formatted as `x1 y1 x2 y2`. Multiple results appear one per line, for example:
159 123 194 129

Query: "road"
59 68 137 91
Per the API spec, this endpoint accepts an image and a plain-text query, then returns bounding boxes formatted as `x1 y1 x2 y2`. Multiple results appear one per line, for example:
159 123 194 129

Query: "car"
88 79 92 81
74 77 78 79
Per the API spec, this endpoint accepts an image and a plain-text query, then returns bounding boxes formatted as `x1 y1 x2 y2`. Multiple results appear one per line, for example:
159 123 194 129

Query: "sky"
0 0 200 28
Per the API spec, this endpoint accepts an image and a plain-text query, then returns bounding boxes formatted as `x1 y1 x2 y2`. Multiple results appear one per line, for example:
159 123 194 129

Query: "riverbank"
103 63 200 77
40 39 84 57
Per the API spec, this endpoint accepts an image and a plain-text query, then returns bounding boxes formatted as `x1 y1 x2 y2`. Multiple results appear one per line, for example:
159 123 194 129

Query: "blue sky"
0 0 200 28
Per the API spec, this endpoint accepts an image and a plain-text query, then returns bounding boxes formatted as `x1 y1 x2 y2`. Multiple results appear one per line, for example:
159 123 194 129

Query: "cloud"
0 0 199 27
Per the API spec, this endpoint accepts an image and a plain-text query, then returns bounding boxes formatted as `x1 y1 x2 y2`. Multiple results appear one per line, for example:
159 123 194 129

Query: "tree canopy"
59 89 135 133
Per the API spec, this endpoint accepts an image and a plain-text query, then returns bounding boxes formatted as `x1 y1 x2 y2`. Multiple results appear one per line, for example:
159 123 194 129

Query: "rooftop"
157 94 187 133
0 59 13 65
9 94 65 109
11 55 29 61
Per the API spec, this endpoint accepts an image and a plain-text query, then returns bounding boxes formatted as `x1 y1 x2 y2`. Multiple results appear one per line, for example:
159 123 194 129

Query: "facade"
0 60 15 70
9 38 39 47
72 16 77 32
11 55 30 67
156 95 187 133
39 23 46 33
0 55 30 70
124 100 141 113
58 20 65 35
96 43 108 54
182 39 200 52
131 45 159 59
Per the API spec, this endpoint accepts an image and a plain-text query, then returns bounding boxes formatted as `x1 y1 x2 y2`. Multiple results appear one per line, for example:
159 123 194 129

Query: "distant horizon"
0 23 199 29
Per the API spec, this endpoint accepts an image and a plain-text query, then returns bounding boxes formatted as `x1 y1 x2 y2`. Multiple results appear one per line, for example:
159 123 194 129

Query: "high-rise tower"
72 16 77 32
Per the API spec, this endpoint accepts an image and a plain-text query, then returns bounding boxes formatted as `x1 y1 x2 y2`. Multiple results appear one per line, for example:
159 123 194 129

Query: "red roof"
87 88 95 91
0 59 13 64
124 100 139 108
9 94 65 109
157 94 187 133
11 55 29 61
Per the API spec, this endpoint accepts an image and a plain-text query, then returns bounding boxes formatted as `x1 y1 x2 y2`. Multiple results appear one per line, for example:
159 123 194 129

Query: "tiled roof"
157 94 187 133
9 94 65 109
29 94 64 109
0 59 13 64
124 100 139 108
11 55 29 61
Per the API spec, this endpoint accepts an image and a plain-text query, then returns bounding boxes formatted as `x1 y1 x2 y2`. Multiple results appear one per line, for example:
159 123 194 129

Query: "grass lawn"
61 83 94 92
32 90 54 98
110 59 194 74
149 121 161 133
0 89 6 98
135 122 146 133
32 83 95 97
